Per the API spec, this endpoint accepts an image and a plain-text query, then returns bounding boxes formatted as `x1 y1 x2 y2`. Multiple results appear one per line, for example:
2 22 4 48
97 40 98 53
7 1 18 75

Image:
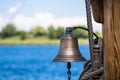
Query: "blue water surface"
0 45 90 80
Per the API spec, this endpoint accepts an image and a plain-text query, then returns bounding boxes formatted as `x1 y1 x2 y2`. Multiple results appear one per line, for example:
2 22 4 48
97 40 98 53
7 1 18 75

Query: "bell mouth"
53 55 86 62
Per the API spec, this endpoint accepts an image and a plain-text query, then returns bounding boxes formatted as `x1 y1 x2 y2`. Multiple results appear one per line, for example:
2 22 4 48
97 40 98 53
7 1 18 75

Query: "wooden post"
91 0 120 80
103 0 120 80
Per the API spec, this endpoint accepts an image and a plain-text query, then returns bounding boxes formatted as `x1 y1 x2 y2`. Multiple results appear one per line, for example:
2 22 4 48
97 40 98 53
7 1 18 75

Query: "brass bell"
53 30 86 62
53 27 87 80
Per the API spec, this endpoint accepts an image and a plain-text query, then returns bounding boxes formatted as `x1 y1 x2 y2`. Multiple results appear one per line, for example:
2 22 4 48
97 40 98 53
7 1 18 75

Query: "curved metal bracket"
65 26 99 43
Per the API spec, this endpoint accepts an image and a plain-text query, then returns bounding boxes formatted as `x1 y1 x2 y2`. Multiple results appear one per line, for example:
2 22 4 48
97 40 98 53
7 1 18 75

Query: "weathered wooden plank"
103 0 120 80
91 0 103 23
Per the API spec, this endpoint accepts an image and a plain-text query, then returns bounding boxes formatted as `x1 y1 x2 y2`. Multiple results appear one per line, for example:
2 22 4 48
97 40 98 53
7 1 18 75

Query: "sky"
0 0 102 32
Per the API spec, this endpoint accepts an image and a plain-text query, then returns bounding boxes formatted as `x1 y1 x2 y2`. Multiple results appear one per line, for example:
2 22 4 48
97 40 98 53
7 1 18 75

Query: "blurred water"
0 45 90 80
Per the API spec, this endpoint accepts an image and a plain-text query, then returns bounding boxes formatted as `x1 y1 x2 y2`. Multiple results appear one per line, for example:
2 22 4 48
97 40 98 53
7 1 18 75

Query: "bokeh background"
0 0 102 80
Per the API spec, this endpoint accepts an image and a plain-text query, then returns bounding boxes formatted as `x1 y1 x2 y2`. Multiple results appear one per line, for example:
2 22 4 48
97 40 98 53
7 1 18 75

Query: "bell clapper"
67 62 71 80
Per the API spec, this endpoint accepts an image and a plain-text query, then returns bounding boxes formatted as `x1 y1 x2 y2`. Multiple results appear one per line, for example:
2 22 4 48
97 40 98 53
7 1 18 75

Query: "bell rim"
52 59 86 62
52 56 86 62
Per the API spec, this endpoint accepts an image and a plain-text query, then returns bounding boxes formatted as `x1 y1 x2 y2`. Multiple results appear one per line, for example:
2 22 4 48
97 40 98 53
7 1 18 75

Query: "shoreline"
0 40 88 45
0 42 88 45
0 36 88 45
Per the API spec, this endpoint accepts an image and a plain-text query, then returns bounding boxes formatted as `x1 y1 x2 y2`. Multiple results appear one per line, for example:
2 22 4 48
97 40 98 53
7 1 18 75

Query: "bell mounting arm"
66 26 98 41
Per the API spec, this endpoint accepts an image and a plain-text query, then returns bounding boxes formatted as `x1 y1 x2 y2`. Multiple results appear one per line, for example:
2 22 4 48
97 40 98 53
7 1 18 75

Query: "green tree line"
0 23 101 40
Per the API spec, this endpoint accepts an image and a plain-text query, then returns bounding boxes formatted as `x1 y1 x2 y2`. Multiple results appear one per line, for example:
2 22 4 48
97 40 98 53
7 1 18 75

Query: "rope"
79 1 104 80
81 67 104 80
79 38 104 80
85 0 94 65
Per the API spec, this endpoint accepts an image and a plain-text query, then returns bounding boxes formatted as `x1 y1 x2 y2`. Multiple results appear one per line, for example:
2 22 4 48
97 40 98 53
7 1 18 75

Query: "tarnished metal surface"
53 33 86 62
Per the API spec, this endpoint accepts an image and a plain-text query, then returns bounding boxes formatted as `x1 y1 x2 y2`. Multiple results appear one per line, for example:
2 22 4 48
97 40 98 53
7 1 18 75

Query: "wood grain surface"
103 0 120 80
92 0 120 80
